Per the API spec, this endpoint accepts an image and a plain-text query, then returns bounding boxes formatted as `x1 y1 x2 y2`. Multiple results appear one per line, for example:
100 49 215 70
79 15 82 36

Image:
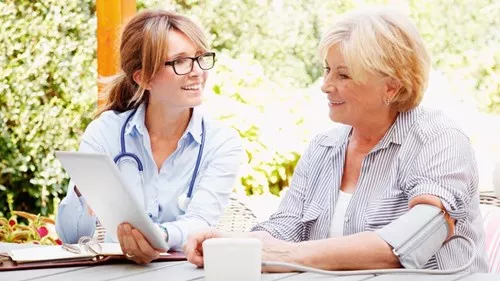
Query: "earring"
384 97 391 106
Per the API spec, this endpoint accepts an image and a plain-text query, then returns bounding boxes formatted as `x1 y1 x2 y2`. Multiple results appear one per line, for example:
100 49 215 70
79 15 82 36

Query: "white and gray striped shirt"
252 106 488 272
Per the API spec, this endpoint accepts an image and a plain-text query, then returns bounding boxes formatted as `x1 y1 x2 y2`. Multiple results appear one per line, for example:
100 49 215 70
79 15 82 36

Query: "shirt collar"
318 125 351 148
377 106 422 148
123 103 203 144
317 106 423 148
185 106 203 144
124 103 146 136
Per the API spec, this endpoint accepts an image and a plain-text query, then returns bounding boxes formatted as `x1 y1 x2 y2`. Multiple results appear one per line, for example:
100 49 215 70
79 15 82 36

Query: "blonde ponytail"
96 73 143 117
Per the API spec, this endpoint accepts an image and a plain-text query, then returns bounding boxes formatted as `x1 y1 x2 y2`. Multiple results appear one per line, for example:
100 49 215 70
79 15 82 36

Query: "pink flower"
37 226 49 238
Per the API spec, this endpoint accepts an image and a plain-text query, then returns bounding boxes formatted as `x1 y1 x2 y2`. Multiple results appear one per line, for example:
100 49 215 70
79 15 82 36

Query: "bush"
0 0 97 216
407 0 500 112
203 53 325 195
0 0 499 216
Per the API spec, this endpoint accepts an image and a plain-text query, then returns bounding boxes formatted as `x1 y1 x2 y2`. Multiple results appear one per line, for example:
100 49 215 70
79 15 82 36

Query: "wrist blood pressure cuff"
375 204 449 269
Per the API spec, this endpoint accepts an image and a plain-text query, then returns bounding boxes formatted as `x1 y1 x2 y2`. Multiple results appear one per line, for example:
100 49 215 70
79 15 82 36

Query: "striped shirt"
252 106 488 273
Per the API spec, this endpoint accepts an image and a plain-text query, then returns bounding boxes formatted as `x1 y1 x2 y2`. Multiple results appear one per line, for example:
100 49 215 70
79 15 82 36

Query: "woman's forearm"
294 232 401 270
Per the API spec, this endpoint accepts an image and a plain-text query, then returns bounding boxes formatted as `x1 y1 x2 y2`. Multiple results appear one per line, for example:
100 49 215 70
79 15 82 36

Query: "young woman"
56 10 244 264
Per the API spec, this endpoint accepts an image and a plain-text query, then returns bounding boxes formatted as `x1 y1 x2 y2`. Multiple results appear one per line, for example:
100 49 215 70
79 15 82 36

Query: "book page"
8 243 170 263
8 245 94 263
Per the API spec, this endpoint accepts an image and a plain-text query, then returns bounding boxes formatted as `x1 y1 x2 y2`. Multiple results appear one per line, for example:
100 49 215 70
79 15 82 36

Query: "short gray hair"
318 7 430 112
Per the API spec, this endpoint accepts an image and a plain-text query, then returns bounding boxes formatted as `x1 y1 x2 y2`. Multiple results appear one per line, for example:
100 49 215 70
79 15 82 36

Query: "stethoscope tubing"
113 108 205 211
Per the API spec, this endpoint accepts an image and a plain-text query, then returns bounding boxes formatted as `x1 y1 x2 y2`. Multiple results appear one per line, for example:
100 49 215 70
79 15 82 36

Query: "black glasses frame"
164 52 216 75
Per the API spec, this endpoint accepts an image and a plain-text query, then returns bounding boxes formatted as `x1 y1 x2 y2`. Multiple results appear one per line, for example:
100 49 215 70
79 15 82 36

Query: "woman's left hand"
117 223 163 264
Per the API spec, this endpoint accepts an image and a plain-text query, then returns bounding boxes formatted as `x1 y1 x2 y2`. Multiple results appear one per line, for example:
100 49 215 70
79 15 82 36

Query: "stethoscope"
113 109 205 212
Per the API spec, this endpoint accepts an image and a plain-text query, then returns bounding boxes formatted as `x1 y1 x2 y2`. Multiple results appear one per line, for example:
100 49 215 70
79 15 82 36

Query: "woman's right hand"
117 223 163 264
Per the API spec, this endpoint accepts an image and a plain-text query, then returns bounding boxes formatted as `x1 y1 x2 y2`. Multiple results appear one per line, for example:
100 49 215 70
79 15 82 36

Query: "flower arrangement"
0 211 62 245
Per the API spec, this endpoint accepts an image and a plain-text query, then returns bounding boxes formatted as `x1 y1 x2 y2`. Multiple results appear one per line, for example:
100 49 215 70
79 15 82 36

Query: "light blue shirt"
56 103 244 250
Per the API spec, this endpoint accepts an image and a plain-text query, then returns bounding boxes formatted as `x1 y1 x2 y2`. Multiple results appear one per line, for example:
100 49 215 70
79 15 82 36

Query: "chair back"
216 196 258 232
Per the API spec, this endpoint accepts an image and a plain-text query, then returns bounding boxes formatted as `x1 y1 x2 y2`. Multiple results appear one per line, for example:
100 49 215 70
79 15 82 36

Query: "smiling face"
321 45 394 127
146 29 209 110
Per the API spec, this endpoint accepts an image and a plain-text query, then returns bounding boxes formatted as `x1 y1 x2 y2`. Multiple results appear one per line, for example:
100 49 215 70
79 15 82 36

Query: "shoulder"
409 107 469 144
81 110 128 143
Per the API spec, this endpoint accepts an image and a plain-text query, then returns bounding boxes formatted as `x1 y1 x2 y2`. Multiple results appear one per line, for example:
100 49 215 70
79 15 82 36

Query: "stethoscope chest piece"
177 193 191 212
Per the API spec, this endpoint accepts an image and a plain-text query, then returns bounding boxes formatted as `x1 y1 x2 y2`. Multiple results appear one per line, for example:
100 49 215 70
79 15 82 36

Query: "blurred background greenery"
1 0 499 217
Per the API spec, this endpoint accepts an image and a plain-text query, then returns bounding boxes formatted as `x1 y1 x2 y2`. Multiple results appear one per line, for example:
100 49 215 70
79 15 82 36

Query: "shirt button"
344 217 350 223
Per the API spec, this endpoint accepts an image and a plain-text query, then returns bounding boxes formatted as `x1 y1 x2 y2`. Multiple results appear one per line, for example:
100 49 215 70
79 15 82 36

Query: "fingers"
132 228 160 260
185 228 221 268
444 212 456 240
118 223 160 264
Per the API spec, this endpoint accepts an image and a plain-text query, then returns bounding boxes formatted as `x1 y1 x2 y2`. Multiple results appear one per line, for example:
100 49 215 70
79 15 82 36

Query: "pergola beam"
96 0 136 107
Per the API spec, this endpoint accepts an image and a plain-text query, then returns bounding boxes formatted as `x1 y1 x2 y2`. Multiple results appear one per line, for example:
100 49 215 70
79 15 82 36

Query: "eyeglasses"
165 52 216 75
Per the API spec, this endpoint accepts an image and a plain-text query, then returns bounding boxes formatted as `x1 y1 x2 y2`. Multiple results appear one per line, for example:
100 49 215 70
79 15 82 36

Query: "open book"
0 241 185 271
7 243 170 263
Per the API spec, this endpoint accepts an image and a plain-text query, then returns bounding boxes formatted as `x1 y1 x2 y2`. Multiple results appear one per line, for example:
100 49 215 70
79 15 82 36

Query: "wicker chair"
216 195 258 232
480 191 500 207
92 195 258 243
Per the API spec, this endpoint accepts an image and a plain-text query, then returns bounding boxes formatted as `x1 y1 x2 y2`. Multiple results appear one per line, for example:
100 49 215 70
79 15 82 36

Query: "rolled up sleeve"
55 121 105 243
56 182 97 243
405 129 478 220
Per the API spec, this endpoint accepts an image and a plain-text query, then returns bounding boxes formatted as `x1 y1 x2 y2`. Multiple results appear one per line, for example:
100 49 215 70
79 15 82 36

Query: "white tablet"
55 151 169 250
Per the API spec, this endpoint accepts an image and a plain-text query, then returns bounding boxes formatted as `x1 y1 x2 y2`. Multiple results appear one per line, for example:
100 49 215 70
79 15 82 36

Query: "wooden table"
2 243 499 281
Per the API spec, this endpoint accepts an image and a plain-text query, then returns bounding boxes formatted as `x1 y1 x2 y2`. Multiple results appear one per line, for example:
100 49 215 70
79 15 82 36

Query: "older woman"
185 7 488 273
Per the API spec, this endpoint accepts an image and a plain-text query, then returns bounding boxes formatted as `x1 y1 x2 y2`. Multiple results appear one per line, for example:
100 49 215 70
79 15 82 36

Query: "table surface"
2 243 499 281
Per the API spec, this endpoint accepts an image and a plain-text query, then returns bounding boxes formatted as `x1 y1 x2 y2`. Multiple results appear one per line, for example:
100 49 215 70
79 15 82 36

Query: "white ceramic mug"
203 238 262 281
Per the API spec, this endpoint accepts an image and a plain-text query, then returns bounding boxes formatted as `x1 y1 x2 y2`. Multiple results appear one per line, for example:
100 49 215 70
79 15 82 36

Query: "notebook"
8 243 171 263
0 242 185 271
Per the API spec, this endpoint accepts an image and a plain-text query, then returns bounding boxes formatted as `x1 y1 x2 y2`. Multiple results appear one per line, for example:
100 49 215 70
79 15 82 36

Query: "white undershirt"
328 190 353 238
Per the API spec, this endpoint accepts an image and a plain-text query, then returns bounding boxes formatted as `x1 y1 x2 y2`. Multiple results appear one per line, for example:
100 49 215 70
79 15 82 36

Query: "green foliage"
202 53 323 195
0 0 97 216
407 0 500 112
0 0 499 215
168 0 355 88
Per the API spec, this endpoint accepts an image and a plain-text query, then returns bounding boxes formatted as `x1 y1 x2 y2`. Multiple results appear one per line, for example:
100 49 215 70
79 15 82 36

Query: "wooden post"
96 0 136 107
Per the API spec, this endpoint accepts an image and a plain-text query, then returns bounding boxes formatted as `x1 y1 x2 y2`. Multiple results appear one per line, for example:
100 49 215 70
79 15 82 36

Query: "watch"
158 224 170 247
